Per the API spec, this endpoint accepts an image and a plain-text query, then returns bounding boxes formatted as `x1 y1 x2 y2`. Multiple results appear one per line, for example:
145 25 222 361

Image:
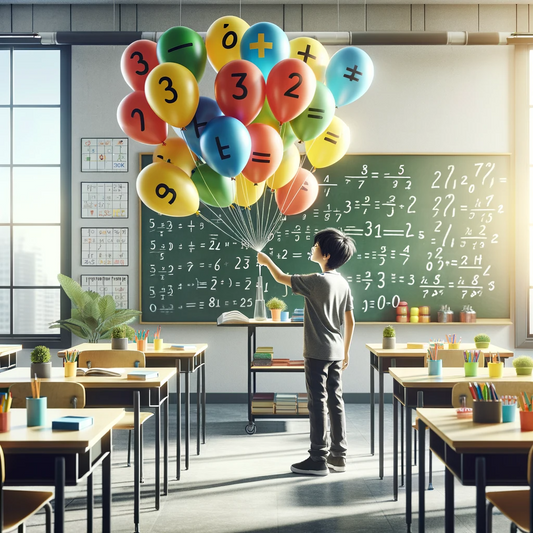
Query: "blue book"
127 370 160 381
52 416 94 431
171 344 196 350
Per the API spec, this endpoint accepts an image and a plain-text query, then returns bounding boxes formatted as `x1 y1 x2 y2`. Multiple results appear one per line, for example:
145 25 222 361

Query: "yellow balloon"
137 161 199 217
252 98 279 130
234 173 266 207
267 144 300 190
145 63 199 128
153 137 198 175
289 37 330 82
305 116 350 169
206 16 250 72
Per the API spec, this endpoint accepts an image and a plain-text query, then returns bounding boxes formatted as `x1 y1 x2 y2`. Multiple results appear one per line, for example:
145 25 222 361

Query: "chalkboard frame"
138 152 513 326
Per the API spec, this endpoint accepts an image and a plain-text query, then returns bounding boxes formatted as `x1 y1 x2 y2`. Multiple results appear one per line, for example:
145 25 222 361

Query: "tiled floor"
25 403 514 532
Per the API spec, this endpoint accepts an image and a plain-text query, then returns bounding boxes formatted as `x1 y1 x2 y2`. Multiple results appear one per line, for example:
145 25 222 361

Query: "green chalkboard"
139 153 511 323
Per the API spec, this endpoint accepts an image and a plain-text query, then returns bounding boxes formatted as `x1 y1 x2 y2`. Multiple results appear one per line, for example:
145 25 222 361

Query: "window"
0 46 71 349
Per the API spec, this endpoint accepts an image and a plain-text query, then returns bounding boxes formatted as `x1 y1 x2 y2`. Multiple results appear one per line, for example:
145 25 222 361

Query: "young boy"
257 228 355 476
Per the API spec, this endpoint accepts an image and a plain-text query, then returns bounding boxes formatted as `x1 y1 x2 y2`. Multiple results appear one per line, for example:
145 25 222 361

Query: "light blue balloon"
325 47 374 107
240 22 290 80
199 116 252 178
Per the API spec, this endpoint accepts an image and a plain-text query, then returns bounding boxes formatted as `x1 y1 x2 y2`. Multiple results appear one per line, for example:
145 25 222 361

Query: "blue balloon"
199 116 252 178
240 22 289 80
174 97 223 157
325 47 374 107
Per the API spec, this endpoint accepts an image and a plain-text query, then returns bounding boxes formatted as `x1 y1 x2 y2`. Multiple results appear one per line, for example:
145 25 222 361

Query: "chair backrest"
424 349 485 368
9 382 86 409
77 349 146 369
452 381 533 408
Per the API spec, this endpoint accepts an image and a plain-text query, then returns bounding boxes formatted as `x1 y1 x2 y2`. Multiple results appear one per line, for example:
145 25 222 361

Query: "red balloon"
117 91 168 145
266 58 316 124
276 167 318 215
242 124 284 184
121 40 159 91
214 60 265 126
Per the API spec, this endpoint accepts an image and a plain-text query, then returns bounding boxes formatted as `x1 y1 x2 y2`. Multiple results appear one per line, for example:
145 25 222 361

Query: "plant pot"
30 362 51 379
515 367 533 376
111 338 129 350
270 309 282 321
475 342 490 349
382 337 396 350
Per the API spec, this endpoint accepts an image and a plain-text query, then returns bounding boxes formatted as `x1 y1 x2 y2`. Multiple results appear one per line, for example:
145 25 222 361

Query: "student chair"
0 445 53 533
9 381 86 409
77 350 154 480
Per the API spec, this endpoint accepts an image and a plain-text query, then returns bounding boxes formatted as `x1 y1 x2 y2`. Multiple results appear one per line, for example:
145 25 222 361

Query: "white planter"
382 337 396 350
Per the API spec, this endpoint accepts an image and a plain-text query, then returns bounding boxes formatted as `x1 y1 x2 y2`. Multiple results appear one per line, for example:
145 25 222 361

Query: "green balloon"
252 98 279 130
191 164 236 208
280 122 297 151
290 81 336 142
157 26 207 82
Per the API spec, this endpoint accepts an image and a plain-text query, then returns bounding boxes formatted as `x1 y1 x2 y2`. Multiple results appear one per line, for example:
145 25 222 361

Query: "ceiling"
5 0 532 4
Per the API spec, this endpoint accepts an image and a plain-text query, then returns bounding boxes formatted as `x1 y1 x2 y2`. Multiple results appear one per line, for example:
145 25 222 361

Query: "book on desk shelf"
76 368 124 377
127 370 160 381
170 344 197 351
217 311 250 325
52 416 94 431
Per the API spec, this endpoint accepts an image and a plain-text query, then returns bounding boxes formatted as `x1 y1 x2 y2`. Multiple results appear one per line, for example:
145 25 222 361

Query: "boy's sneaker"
291 456 329 476
327 454 346 472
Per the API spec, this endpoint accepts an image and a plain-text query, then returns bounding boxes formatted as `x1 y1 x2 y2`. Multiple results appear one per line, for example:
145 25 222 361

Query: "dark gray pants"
305 358 348 461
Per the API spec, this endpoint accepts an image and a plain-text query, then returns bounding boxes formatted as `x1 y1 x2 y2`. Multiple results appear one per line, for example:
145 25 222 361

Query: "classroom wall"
5 3 528 397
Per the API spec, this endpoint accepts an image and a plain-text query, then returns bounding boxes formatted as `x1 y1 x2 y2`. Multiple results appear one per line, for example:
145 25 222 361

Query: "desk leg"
155 401 161 510
197 368 201 456
185 370 190 470
164 395 169 495
134 391 140 533
378 357 384 480
418 419 426 533
475 457 486 533
401 403 405 487
102 432 112 533
54 457 65 533
393 395 398 501
406 406 412 533
202 359 206 444
87 473 94 533
370 351 375 456
445 467 455 533
176 361 181 481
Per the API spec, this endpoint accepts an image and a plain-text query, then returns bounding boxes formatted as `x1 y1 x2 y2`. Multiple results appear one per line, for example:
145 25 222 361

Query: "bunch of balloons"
117 17 374 247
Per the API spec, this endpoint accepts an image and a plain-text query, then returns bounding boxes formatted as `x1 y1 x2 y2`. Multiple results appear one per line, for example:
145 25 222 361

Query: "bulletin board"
81 181 129 218
81 138 128 172
81 227 129 266
80 274 129 309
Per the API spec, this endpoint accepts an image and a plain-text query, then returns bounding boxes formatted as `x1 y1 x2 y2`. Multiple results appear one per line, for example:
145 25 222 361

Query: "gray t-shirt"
291 271 354 361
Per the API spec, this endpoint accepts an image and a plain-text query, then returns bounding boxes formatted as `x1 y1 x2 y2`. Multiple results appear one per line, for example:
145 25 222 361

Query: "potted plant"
474 333 491 349
50 274 141 342
111 325 135 350
266 297 287 322
513 355 533 376
383 325 396 349
30 345 51 378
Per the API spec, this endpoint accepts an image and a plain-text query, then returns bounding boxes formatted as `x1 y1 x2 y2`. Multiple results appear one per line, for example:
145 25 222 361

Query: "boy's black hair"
314 228 356 270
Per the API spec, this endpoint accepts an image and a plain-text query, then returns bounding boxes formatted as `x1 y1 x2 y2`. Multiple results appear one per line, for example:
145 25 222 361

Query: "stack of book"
297 393 309 415
272 358 290 366
291 309 304 322
253 346 273 366
275 393 298 414
288 360 305 366
251 393 275 414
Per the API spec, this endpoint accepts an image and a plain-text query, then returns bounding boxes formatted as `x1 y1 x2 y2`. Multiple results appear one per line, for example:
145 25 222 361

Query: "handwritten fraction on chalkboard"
139 154 511 323
81 182 129 218
80 275 129 309
81 138 128 172
81 227 129 266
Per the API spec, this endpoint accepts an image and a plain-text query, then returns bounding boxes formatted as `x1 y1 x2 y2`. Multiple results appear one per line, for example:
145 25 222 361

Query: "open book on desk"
217 311 250 325
76 368 124 377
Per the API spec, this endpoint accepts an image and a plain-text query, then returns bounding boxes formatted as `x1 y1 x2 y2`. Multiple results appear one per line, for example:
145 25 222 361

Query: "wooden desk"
366 343 513 483
0 367 175 533
60 342 207 479
0 407 125 533
416 407 533 533
0 344 22 372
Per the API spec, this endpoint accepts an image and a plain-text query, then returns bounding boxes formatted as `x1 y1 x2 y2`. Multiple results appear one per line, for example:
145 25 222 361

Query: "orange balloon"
275 167 318 215
242 124 283 184
153 137 198 175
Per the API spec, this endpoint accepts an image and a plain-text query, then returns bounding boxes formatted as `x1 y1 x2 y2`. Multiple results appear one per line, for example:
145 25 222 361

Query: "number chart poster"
140 154 511 323
81 275 129 309
81 182 129 218
81 138 128 172
81 227 129 266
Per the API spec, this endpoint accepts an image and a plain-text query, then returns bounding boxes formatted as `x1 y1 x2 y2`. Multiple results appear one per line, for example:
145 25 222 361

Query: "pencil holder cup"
520 410 533 431
26 397 47 427
154 339 164 351
64 361 77 378
136 339 147 352
464 362 478 377
281 311 290 322
0 411 11 433
448 343 461 350
473 400 502 424
502 404 517 423
488 362 504 378
428 359 442 376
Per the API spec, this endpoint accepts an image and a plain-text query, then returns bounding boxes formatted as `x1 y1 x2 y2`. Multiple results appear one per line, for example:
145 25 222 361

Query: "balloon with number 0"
206 16 250 72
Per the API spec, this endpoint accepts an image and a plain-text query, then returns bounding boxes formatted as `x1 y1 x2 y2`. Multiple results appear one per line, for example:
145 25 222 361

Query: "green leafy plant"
31 345 51 364
266 297 287 311
474 334 491 343
50 274 141 343
111 324 136 340
513 355 533 368
383 326 396 338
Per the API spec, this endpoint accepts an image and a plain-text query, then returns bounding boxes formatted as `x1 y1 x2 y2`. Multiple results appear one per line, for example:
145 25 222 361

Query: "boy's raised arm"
257 252 292 287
